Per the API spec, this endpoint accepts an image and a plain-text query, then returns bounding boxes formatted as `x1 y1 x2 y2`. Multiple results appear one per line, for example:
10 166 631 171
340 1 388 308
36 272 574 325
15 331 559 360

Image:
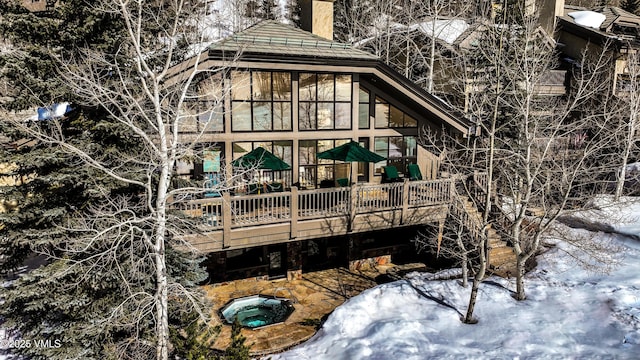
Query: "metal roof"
209 21 379 60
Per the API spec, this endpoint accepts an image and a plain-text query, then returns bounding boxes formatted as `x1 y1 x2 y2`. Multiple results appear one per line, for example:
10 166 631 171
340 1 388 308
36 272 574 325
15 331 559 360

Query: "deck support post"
290 186 298 239
437 218 445 256
349 184 357 232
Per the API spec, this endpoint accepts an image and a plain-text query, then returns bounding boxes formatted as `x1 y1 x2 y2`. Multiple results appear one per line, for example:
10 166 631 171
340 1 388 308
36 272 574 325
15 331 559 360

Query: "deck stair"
451 194 516 278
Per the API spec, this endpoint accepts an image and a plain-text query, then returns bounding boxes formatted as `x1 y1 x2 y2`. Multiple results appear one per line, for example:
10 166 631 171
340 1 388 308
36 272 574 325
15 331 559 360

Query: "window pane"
317 102 334 129
359 87 369 103
233 142 252 160
198 73 223 101
299 102 316 130
273 72 291 100
178 102 198 132
299 73 317 101
404 114 417 127
252 71 272 100
358 103 369 129
405 136 417 157
253 102 272 130
318 140 334 164
232 101 251 131
299 165 316 188
375 102 388 128
273 102 292 130
389 105 404 127
335 102 351 129
317 165 334 182
335 74 352 101
231 71 251 101
299 140 316 165
389 137 403 158
317 74 334 101
374 137 389 174
273 140 293 166
199 102 223 132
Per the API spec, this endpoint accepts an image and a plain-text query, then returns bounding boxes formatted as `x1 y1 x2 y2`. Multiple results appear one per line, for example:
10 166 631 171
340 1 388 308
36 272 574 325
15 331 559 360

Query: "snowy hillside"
271 198 640 359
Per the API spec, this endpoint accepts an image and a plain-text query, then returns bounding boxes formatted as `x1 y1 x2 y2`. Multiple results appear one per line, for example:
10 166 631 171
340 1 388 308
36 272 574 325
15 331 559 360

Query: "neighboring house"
557 5 640 95
165 0 490 282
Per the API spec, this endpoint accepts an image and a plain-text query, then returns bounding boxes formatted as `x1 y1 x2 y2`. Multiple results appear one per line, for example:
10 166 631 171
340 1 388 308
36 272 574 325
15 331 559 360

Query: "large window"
298 139 350 188
374 96 417 128
374 136 417 175
299 73 352 130
231 71 292 132
181 72 224 132
358 87 370 129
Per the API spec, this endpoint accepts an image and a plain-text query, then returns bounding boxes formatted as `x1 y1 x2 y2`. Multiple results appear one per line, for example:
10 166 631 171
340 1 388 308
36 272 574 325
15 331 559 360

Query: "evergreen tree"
260 0 280 20
0 1 213 359
223 321 251 360
286 0 302 27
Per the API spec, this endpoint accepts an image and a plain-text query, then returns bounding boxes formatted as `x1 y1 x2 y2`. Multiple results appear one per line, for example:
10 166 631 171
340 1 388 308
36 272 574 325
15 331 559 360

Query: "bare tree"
0 1 245 358
612 46 640 199
418 10 617 322
463 14 615 301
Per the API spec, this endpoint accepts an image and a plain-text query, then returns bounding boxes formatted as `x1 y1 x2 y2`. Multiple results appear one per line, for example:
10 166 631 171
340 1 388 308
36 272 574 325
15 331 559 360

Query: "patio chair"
267 182 284 193
336 178 350 187
408 164 423 181
248 183 262 195
382 166 401 183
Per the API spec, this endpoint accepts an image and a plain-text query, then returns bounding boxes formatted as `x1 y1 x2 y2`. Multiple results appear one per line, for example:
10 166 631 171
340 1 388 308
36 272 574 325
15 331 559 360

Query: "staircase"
486 226 516 277
451 193 516 278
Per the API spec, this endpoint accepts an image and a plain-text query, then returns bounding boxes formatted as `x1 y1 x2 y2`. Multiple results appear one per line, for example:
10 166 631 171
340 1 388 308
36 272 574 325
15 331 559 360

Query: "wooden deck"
172 179 453 253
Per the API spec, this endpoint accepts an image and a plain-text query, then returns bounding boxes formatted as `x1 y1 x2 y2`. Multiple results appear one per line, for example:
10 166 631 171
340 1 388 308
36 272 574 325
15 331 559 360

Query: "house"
556 5 640 96
165 0 492 282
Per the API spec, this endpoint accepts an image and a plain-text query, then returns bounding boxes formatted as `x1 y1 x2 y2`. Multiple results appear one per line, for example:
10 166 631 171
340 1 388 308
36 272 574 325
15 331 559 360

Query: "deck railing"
170 178 457 231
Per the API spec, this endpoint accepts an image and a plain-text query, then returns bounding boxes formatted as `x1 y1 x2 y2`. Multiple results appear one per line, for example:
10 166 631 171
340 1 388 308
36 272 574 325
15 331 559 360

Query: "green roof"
209 21 378 60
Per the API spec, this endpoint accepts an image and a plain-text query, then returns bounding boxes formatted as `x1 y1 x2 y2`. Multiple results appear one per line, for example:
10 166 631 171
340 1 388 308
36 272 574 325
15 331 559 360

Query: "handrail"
170 178 456 229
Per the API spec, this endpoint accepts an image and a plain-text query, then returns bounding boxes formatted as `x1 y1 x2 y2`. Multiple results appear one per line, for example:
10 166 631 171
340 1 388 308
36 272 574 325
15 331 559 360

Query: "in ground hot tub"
219 295 295 329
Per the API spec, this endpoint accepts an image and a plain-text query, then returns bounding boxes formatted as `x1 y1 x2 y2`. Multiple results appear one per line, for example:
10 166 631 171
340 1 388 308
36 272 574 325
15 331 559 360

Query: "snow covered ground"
271 197 640 359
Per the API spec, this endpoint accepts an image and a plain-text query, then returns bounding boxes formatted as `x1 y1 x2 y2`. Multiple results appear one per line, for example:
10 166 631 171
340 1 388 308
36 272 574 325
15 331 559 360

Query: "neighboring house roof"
558 6 640 46
209 20 378 61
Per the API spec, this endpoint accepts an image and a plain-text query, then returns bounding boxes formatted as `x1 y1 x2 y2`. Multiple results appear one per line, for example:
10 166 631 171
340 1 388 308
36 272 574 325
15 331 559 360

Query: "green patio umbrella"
317 140 386 185
232 147 291 170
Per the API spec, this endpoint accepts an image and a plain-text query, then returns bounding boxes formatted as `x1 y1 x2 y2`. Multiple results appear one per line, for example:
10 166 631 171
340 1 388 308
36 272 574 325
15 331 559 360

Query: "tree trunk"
155 242 169 360
515 254 526 300
464 233 486 323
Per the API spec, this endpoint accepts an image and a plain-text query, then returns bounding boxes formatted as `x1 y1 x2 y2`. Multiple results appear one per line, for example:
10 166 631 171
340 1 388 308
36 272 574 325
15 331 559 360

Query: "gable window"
374 96 417 128
299 73 352 130
231 71 292 132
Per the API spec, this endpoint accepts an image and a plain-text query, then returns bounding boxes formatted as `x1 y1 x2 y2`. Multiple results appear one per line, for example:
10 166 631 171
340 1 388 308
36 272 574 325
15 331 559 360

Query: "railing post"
290 187 298 239
449 177 456 202
401 179 409 224
349 184 357 232
222 192 231 249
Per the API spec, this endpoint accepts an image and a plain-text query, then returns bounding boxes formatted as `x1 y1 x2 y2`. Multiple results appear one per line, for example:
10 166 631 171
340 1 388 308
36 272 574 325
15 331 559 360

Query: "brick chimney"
299 0 335 40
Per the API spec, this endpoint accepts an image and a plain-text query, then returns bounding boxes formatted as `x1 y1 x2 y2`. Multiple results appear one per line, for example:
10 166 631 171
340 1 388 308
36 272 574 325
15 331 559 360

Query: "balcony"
172 179 455 252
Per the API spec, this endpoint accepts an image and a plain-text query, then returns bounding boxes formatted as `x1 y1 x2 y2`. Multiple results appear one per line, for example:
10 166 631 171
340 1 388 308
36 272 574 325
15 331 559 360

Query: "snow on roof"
568 11 607 29
413 19 469 44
